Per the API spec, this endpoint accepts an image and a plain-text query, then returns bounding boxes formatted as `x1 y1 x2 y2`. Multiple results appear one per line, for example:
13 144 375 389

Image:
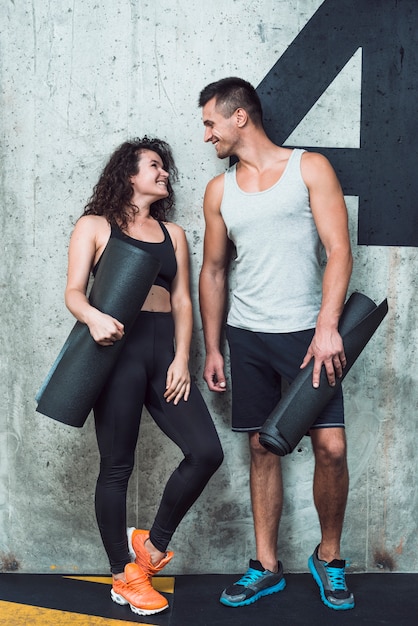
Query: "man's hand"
203 352 227 392
300 328 346 388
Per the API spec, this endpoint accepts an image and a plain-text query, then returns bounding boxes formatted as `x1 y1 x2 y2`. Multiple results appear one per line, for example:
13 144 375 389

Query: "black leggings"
93 311 223 575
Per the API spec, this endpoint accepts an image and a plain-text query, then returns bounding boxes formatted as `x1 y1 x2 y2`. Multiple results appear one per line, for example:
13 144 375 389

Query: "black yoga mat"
259 292 388 456
36 237 161 427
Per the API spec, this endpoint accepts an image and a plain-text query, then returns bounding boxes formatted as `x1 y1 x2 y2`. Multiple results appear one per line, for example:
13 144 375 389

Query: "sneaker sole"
110 589 168 616
308 556 354 611
220 578 286 607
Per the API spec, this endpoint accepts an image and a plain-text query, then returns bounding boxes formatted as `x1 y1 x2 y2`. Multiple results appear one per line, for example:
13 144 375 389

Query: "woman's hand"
85 308 125 346
164 355 191 405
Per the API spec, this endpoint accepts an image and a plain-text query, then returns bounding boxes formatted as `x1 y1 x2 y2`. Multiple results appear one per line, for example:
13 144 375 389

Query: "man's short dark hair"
198 77 263 127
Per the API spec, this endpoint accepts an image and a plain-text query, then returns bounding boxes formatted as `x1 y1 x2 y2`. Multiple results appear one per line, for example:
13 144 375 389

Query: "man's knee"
312 428 347 468
249 431 279 463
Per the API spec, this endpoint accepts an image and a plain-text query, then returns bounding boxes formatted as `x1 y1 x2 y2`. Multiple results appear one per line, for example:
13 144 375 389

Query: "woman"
65 137 223 616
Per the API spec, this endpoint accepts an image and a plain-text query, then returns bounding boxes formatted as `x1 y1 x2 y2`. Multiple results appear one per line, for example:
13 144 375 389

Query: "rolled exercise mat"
259 292 388 456
36 237 161 427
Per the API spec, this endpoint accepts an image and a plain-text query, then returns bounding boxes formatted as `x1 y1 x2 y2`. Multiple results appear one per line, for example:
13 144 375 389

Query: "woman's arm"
164 223 193 405
65 215 125 346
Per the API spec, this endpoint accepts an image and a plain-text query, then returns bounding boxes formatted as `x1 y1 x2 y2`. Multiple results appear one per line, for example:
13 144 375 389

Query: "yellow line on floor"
0 600 159 626
64 575 175 594
64 575 114 584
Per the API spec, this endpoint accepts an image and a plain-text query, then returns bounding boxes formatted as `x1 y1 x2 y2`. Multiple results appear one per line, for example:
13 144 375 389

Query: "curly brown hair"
83 137 178 230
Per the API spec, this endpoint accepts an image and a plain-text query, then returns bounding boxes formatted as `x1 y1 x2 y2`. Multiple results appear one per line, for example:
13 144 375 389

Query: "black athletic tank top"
93 221 177 292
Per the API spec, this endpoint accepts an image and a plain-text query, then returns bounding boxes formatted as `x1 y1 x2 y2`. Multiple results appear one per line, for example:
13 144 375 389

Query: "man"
198 77 354 611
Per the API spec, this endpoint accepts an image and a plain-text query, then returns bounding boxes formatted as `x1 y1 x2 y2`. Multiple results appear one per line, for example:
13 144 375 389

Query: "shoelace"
236 567 265 586
127 576 155 595
325 565 347 591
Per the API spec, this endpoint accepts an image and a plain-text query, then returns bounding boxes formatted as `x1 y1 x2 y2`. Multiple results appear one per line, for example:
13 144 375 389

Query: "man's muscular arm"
199 175 230 392
300 152 353 387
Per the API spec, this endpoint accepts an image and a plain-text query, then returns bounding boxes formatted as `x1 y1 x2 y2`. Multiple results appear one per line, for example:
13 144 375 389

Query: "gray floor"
0 571 417 625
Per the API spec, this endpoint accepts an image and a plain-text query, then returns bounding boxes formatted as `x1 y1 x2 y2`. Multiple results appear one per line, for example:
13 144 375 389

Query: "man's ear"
235 107 249 128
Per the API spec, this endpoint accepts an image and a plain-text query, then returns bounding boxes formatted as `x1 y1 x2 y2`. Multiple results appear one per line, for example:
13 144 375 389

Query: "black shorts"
226 325 345 432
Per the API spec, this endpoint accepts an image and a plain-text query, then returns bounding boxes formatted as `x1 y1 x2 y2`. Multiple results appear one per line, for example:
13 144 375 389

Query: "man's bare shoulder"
300 150 337 186
206 171 225 190
204 172 225 206
301 149 333 171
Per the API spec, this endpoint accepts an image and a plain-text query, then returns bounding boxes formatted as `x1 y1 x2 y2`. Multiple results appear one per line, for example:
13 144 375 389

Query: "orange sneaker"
111 562 169 615
127 527 174 578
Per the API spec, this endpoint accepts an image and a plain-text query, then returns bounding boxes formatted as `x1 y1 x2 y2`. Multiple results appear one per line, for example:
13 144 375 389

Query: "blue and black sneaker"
220 559 286 607
308 545 355 610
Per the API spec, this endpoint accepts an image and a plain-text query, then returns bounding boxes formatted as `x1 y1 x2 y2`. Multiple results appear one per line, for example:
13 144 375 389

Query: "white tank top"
220 148 323 332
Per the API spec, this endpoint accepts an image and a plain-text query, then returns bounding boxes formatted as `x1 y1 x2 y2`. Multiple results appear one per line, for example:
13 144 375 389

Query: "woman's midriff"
141 284 171 312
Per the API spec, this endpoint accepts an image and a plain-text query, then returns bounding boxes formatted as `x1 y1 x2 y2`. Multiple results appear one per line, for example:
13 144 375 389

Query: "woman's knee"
97 457 135 487
212 443 224 470
199 440 224 472
186 438 224 478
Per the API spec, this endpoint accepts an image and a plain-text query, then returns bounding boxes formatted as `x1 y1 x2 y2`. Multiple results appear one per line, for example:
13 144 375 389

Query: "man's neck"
235 135 289 173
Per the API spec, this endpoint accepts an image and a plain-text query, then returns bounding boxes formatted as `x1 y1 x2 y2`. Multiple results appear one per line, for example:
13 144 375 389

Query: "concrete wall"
1 0 417 576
